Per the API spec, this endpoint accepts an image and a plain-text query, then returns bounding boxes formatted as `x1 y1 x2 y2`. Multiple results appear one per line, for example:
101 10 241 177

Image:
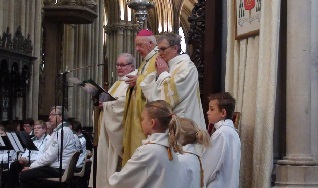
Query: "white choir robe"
76 133 87 168
21 134 51 162
178 144 202 188
109 133 181 188
140 54 206 131
202 119 241 188
95 71 136 188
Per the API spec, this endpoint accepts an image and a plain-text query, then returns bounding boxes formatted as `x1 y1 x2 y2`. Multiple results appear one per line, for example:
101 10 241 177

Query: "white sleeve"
201 132 226 187
109 147 151 188
30 134 60 169
74 134 81 151
140 62 197 108
21 150 29 158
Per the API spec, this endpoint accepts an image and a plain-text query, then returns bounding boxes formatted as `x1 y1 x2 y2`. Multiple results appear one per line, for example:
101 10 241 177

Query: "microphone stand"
57 63 104 187
28 150 31 166
59 71 67 186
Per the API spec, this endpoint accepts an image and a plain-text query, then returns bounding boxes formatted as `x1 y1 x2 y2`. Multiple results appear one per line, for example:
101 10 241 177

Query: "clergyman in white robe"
95 70 137 188
140 54 206 131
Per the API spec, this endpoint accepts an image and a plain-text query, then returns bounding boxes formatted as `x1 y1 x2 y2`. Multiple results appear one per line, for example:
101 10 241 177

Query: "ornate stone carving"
187 0 205 92
0 26 33 55
104 23 139 35
0 26 36 122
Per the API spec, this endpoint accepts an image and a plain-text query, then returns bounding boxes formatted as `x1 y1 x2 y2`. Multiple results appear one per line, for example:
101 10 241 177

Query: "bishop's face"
135 36 153 58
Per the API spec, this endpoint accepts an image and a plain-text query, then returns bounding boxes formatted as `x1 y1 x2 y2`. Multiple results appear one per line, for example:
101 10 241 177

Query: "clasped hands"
155 56 168 75
123 56 168 88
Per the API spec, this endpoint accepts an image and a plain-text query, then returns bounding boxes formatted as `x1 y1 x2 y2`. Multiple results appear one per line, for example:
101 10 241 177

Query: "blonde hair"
34 120 46 129
144 100 183 153
179 118 211 148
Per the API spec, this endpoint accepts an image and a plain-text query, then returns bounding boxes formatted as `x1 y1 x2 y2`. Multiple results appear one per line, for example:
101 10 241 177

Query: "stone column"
311 0 318 161
105 22 138 85
8 0 14 32
115 22 125 78
31 0 42 120
26 0 36 118
275 0 318 187
0 0 4 33
20 0 26 34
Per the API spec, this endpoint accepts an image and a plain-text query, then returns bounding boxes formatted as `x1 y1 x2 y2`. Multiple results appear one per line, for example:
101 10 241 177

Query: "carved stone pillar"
0 0 3 34
105 22 138 85
275 0 318 186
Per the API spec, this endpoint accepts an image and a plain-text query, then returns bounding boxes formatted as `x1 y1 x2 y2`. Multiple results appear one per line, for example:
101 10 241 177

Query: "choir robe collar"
54 122 70 132
32 134 47 142
183 144 198 156
142 132 169 148
214 119 234 130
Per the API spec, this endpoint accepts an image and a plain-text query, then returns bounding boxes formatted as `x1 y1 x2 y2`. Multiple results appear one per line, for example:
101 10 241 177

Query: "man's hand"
98 101 103 109
19 157 28 165
21 167 30 171
155 56 169 76
125 75 138 88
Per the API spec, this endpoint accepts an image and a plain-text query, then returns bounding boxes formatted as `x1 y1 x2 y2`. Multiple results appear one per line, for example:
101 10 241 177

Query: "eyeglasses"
33 127 43 130
49 113 61 116
158 45 173 53
116 63 132 68
23 124 31 127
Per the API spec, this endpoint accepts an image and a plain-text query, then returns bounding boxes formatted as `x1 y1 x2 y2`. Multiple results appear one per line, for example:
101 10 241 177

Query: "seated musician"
8 120 51 188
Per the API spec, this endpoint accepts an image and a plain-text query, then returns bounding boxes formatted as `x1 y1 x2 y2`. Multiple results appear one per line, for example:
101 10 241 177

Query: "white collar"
144 49 157 62
214 119 234 129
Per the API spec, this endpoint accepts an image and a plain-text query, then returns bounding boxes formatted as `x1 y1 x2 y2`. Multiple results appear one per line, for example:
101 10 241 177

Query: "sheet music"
69 77 116 101
82 82 100 96
7 132 24 152
68 77 82 85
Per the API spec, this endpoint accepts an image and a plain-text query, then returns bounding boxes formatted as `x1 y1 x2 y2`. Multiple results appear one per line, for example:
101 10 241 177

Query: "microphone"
59 63 105 75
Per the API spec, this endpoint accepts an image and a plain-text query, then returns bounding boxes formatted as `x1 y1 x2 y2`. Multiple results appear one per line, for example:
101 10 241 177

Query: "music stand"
18 131 38 165
0 135 12 188
6 132 25 162
0 136 15 166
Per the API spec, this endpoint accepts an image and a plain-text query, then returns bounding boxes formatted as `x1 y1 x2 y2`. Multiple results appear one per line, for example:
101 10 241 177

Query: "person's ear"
148 41 153 47
150 118 156 129
221 109 227 118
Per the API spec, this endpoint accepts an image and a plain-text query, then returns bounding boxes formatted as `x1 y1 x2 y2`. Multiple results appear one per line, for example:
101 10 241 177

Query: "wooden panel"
202 0 222 123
